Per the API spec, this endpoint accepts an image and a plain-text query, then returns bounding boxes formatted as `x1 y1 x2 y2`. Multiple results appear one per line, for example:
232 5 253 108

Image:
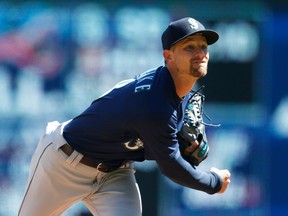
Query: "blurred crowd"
0 1 274 216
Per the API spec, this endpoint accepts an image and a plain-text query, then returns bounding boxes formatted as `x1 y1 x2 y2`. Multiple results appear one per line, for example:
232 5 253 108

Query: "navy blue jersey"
63 66 221 194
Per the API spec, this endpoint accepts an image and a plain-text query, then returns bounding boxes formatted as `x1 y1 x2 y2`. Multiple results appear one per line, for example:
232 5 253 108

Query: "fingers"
184 140 199 155
222 169 231 180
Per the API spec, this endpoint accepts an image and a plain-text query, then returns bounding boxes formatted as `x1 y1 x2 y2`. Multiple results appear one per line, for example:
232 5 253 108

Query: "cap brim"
171 29 219 47
199 29 219 45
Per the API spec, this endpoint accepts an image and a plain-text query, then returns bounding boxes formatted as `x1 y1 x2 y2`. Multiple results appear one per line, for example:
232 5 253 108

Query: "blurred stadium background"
0 0 287 215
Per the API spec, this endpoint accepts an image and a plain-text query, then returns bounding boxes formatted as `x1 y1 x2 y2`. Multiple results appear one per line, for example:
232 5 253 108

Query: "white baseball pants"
18 121 142 216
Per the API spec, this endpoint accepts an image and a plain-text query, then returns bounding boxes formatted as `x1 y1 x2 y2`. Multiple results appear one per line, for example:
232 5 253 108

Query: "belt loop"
66 150 83 168
71 152 84 167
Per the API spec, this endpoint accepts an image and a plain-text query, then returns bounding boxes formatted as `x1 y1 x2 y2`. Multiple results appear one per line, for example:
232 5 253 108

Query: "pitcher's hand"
210 167 231 194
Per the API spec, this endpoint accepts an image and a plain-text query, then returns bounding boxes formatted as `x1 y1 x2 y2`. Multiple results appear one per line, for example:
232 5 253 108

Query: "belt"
60 144 119 173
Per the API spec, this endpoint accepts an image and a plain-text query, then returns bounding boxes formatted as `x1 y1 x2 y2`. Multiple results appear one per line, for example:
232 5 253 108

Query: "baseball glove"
177 87 219 166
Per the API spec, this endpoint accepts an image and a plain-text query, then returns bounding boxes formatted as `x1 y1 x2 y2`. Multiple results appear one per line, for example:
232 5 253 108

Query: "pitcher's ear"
163 50 173 62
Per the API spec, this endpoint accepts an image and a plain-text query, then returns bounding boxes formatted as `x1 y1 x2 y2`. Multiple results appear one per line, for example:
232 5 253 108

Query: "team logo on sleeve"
123 138 144 150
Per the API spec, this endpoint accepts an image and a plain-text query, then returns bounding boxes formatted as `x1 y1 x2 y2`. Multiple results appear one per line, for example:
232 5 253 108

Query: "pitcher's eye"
184 45 195 51
201 45 208 51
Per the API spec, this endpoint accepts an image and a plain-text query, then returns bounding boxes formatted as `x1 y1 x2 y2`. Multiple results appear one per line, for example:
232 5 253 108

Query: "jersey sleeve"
135 112 222 194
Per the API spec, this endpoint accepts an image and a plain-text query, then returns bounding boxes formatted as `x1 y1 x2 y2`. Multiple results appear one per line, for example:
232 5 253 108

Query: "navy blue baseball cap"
161 17 219 50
